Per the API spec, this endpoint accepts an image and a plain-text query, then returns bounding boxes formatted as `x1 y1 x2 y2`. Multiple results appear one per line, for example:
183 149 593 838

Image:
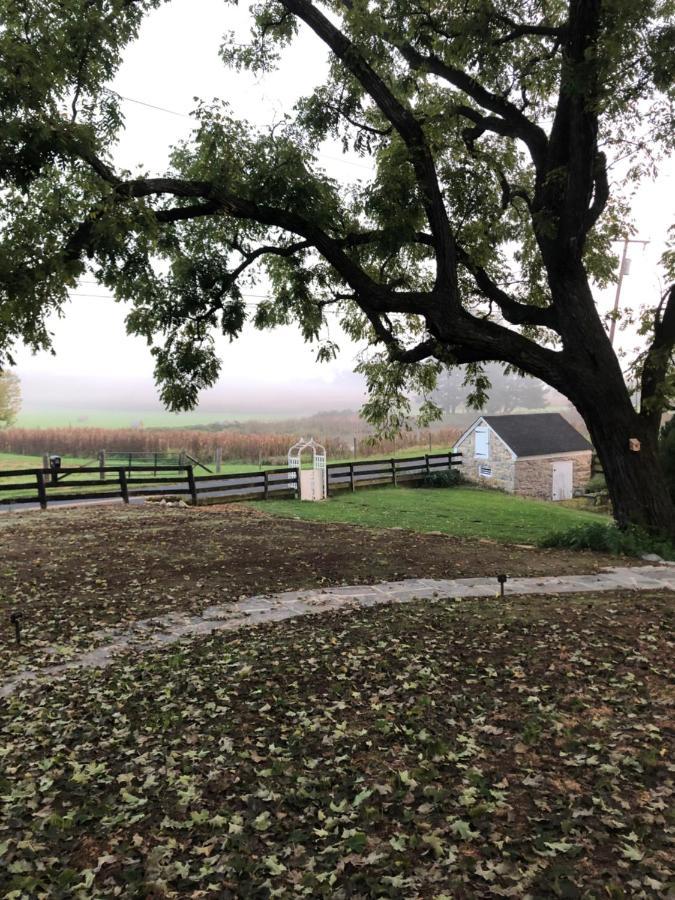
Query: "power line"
111 90 373 172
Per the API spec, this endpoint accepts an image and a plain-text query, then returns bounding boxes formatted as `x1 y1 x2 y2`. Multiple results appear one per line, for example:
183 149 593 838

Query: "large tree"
0 0 674 531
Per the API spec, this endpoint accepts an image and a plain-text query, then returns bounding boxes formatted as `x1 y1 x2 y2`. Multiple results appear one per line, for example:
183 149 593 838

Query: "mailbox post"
49 455 62 485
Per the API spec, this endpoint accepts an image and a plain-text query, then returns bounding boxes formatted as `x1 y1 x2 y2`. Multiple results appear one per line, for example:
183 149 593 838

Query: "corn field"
0 426 463 464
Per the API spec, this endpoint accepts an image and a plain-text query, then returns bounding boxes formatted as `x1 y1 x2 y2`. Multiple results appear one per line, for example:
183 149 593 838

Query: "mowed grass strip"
253 485 605 544
1 590 671 897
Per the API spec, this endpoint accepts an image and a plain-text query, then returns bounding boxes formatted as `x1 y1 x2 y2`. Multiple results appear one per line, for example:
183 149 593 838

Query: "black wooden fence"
326 451 462 494
0 450 461 510
0 465 299 509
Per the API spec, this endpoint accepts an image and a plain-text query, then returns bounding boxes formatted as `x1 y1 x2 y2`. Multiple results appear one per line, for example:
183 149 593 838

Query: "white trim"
454 416 485 449
455 417 517 460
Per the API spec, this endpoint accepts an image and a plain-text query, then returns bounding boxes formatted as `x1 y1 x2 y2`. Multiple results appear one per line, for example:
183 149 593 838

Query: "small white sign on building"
288 437 327 501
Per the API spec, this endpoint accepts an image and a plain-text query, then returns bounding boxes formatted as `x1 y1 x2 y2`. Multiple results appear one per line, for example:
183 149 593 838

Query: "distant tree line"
431 366 547 416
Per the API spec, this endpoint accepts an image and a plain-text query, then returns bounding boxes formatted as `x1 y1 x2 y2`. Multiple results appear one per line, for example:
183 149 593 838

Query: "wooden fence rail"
0 451 461 510
0 465 299 510
326 451 462 495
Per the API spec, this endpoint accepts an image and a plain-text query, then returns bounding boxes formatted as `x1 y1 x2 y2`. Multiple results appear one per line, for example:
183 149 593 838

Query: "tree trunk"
578 392 675 537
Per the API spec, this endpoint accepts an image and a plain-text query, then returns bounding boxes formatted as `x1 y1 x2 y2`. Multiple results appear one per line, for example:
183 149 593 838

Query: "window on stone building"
479 464 492 477
475 426 489 458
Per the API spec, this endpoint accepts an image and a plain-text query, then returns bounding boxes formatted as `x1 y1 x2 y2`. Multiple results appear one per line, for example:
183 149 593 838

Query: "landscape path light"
9 611 22 646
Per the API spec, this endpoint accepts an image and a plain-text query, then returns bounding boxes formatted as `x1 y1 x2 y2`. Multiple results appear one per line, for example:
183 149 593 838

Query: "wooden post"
263 470 270 500
35 471 47 510
353 435 357 458
391 458 397 486
425 454 430 476
349 462 355 493
154 452 158 477
215 447 222 473
42 453 49 472
99 450 106 481
118 468 129 504
187 465 198 506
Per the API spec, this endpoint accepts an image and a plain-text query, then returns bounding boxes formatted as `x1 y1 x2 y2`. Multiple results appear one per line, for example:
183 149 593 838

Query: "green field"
253 485 605 544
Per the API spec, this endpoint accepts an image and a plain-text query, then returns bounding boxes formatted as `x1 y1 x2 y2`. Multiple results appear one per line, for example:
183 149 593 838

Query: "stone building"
455 413 593 501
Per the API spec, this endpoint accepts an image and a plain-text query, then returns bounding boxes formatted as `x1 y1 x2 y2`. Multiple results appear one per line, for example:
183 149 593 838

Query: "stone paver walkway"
2 565 673 698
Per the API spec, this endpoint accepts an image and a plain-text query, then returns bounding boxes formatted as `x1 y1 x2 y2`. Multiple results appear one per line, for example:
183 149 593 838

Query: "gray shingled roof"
482 413 592 457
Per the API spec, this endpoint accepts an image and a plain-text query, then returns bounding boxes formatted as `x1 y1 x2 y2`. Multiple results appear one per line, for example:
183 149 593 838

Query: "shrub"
539 521 675 560
421 469 463 488
584 473 607 493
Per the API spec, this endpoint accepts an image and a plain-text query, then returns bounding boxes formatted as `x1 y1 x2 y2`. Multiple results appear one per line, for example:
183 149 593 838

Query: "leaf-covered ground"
1 590 673 898
0 504 632 677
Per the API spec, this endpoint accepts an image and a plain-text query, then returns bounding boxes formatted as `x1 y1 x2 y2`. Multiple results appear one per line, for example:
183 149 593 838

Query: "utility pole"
608 237 649 346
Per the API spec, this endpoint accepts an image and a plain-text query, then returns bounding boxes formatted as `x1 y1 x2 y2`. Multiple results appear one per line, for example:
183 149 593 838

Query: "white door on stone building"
551 460 573 500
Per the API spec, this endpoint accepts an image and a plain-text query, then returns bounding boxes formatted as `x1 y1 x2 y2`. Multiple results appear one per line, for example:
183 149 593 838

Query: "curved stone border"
2 565 673 698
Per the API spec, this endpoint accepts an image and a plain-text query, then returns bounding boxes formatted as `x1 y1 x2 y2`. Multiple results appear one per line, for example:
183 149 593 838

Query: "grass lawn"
253 485 606 544
1 589 671 897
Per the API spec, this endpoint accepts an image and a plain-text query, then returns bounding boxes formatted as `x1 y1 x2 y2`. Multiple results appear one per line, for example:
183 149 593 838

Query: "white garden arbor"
287 437 327 501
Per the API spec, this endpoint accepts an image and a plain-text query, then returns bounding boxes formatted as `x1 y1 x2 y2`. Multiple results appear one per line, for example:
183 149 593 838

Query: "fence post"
391 458 397 487
263 470 270 500
118 468 129 504
215 447 222 473
99 450 106 481
349 462 355 493
425 454 430 476
186 465 198 506
42 453 50 472
35 471 47 510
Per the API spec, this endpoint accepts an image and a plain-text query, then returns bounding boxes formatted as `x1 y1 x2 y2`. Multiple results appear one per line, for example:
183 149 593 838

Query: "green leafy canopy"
0 0 673 434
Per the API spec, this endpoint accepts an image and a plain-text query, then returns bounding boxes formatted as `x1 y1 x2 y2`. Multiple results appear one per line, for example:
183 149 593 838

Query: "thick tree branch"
66 176 426 315
278 0 457 290
583 151 609 234
455 245 557 329
541 0 602 251
397 44 548 169
640 284 675 431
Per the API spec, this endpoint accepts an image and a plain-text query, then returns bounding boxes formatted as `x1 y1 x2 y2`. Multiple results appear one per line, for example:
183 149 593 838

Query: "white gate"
551 460 573 501
287 438 327 501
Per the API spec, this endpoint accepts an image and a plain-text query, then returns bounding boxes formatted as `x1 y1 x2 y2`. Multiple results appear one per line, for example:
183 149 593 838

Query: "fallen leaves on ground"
1 589 672 897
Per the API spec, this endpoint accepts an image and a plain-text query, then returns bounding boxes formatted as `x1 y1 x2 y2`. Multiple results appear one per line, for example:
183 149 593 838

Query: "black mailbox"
49 455 62 484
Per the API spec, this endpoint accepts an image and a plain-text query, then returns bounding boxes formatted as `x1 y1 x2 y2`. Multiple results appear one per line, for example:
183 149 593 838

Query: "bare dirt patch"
0 502 641 675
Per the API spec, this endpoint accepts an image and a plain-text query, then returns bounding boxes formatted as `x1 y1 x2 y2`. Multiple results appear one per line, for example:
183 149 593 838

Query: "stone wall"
459 426 515 492
514 452 592 500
